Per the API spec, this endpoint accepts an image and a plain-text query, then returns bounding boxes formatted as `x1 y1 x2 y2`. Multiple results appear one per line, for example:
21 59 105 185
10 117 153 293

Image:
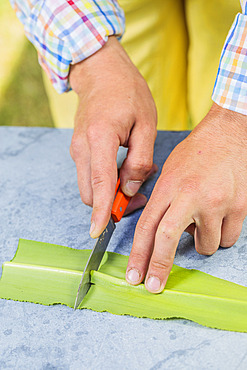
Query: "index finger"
89 128 120 238
126 196 194 292
145 200 193 293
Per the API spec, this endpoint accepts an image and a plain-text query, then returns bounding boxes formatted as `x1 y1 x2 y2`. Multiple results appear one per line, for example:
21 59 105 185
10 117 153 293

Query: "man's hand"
69 37 157 238
126 103 247 293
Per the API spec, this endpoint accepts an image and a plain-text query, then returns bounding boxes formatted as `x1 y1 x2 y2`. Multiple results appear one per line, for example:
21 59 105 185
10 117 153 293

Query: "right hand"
69 36 157 238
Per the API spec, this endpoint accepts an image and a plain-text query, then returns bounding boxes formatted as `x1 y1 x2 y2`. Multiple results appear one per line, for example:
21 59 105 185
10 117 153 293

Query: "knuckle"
150 258 172 272
131 159 153 176
142 120 157 135
157 221 178 240
136 218 154 235
234 206 246 216
91 174 105 189
130 250 148 265
86 124 118 149
70 135 83 160
179 178 201 194
205 191 226 208
233 198 247 215
86 124 100 143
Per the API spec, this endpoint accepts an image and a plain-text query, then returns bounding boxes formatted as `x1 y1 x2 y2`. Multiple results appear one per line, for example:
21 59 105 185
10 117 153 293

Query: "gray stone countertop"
0 126 246 369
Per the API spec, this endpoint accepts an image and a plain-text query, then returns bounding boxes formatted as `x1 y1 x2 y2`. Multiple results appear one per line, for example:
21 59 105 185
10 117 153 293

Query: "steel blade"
74 217 116 309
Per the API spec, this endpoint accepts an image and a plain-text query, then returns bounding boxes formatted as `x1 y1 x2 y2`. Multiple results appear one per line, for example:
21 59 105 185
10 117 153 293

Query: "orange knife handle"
111 179 130 223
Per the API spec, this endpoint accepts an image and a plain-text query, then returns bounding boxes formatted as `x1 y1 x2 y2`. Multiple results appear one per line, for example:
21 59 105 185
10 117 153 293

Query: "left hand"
126 103 247 293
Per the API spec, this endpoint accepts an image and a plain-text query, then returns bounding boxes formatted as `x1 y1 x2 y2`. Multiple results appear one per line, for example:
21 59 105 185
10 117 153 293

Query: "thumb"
120 123 157 196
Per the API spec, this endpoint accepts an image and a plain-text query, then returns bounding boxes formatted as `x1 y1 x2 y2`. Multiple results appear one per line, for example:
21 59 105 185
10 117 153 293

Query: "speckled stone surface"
0 126 246 369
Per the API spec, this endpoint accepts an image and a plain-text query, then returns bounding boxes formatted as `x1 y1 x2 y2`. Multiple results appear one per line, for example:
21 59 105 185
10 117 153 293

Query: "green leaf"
0 239 247 332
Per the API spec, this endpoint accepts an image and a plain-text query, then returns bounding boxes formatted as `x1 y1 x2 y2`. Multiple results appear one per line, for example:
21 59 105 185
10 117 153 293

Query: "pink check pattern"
10 0 247 116
10 0 125 93
212 1 247 115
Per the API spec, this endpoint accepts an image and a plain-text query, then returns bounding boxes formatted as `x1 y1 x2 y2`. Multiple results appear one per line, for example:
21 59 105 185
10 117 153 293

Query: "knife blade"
74 179 130 309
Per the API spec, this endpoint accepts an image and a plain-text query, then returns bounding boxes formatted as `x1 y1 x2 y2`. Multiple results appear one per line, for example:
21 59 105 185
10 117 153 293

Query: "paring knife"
74 178 130 309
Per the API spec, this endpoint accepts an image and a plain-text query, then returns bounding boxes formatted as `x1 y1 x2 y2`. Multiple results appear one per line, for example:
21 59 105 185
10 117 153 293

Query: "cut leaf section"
0 239 246 332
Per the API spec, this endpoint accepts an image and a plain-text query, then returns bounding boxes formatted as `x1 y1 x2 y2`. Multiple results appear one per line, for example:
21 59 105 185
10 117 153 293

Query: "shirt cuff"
17 0 125 94
212 13 247 115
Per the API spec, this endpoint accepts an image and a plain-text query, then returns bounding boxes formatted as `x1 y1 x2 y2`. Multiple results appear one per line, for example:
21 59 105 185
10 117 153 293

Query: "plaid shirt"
10 0 247 116
212 0 247 115
10 0 125 94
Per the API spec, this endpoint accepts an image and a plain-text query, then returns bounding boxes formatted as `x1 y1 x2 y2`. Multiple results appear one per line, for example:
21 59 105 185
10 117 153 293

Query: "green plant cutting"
0 239 246 333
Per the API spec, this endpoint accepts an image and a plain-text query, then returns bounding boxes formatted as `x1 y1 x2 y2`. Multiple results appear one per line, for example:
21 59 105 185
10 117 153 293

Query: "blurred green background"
0 2 54 127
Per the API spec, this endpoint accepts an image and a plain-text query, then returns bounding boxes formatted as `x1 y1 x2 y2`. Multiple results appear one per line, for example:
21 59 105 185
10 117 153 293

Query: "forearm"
10 0 125 93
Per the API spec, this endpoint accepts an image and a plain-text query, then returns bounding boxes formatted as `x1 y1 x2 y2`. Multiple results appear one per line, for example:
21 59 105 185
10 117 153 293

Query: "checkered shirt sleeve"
212 1 247 115
10 0 125 93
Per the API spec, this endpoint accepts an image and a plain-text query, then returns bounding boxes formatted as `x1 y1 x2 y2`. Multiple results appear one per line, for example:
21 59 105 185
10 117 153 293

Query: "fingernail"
146 276 161 292
90 221 95 236
125 180 143 196
126 268 141 284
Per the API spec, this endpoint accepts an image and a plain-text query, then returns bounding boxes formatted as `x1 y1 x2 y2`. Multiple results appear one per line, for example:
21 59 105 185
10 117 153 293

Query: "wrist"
210 102 247 122
196 103 247 142
69 36 123 95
